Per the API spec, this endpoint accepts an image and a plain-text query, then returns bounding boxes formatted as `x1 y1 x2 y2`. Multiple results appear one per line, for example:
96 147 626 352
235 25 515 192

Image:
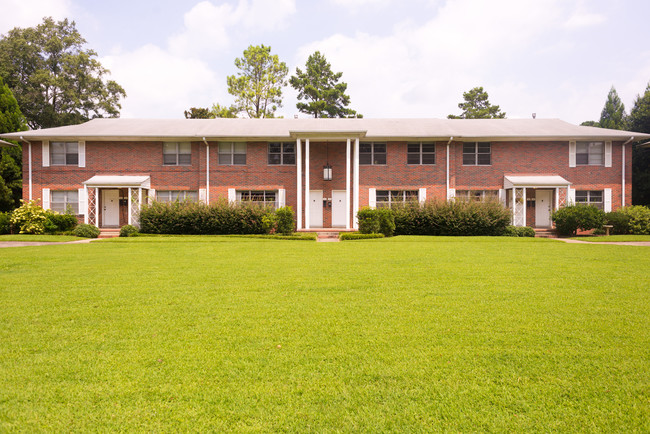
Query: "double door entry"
309 190 347 228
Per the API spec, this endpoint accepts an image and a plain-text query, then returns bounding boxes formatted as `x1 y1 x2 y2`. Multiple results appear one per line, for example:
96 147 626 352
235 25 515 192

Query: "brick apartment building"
2 118 648 230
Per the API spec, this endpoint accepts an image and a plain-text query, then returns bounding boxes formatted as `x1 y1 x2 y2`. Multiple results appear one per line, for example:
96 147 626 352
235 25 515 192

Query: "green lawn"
0 234 86 242
1 236 648 431
571 234 650 242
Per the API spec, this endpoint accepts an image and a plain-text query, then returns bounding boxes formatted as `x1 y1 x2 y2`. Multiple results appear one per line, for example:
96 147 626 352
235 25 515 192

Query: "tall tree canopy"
628 83 650 205
226 45 288 118
0 76 27 211
290 51 359 118
184 104 237 119
447 86 506 119
599 86 626 130
0 17 126 129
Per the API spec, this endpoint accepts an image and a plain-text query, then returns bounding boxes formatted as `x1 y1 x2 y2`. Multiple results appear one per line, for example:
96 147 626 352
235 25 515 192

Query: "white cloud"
0 0 72 34
564 12 606 28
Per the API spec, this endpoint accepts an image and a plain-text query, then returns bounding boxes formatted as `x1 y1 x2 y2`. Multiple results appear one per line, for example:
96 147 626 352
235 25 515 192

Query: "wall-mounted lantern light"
323 164 332 181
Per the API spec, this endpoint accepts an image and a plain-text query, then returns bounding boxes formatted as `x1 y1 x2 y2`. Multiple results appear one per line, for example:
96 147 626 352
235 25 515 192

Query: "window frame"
268 142 296 165
462 142 491 166
163 142 192 166
156 190 199 203
50 141 79 166
50 190 79 214
576 141 604 166
375 190 418 208
455 190 499 202
236 190 278 208
575 190 603 208
407 142 436 165
218 142 247 165
360 142 387 165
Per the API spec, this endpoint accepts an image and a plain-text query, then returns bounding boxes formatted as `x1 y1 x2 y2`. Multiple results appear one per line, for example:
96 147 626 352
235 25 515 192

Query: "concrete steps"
316 231 340 242
534 228 557 238
98 228 120 239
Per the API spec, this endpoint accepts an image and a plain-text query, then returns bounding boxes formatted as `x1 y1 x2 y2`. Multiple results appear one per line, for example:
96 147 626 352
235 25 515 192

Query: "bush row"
339 232 385 241
552 204 650 236
6 200 79 234
502 225 536 237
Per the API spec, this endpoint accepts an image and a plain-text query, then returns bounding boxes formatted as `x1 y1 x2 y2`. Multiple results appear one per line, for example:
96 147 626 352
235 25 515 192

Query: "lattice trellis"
87 188 98 226
129 188 141 227
557 187 567 208
513 188 525 227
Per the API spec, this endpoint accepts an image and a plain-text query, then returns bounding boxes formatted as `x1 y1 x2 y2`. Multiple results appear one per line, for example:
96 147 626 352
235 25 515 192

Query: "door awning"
504 175 571 189
83 175 151 188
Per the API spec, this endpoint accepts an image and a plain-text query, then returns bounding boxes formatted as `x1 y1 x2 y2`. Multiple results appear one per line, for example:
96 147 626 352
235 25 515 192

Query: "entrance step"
316 231 340 242
534 228 557 238
98 228 120 239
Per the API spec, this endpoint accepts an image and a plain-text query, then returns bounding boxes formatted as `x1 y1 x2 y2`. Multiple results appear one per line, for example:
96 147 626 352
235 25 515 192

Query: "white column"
94 188 99 227
555 187 559 211
622 143 626 207
206 143 210 205
296 138 302 230
84 185 89 224
127 187 132 225
353 138 359 229
346 138 351 230
305 139 310 229
522 188 527 227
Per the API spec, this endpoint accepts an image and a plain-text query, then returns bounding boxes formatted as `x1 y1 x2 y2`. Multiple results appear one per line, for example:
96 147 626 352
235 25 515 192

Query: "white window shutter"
42 188 50 209
78 141 86 167
603 188 612 212
418 188 426 204
567 188 575 205
368 188 376 209
148 189 156 204
198 188 207 203
498 189 506 206
569 141 576 167
42 141 50 167
78 188 86 216
604 141 612 167
278 188 286 208
227 188 236 203
447 188 456 201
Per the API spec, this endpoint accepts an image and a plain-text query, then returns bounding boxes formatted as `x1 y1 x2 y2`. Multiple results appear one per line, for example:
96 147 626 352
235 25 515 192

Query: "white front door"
309 190 323 228
535 190 552 228
332 190 346 227
102 189 120 227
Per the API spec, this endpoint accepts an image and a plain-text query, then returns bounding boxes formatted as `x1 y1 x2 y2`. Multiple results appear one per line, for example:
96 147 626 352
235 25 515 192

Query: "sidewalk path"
0 239 95 248
554 239 650 246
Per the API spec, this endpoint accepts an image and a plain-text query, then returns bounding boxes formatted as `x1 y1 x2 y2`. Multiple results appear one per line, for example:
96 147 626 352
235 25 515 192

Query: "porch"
82 176 151 228
504 175 572 228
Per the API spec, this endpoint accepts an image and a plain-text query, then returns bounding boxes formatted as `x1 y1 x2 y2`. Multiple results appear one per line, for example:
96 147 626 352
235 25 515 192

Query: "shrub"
357 207 380 234
73 223 100 238
275 207 295 235
516 226 536 237
10 200 48 234
502 225 519 237
339 232 385 240
552 205 605 236
376 208 395 237
44 211 78 233
605 210 630 235
618 205 650 235
120 224 139 237
0 212 11 234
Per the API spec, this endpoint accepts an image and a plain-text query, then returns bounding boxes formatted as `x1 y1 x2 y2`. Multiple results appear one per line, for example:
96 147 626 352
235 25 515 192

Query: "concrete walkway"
554 239 650 246
0 239 96 248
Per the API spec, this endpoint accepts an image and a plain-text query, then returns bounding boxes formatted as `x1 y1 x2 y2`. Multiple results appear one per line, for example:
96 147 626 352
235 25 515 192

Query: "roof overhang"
504 175 571 189
83 175 151 188
289 130 367 141
0 139 17 147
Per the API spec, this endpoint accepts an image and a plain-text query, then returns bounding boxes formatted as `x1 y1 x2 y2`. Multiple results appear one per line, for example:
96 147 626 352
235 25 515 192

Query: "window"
218 142 246 165
576 141 604 166
463 142 491 165
456 190 499 202
163 142 191 165
156 191 199 202
51 190 79 214
237 190 277 207
360 142 386 165
376 190 418 208
407 142 435 165
575 190 603 209
50 142 78 166
268 143 295 165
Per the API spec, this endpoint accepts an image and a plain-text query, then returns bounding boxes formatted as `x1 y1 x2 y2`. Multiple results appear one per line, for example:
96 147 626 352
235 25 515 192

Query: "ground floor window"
51 190 79 214
575 190 603 209
376 190 418 208
456 190 499 202
157 190 199 203
237 190 277 208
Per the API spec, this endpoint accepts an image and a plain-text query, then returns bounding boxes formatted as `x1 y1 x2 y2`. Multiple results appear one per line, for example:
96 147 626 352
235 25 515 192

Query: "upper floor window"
456 190 499 202
163 142 191 166
268 143 295 165
376 190 418 208
575 190 603 209
407 142 435 165
51 190 79 214
360 142 386 165
576 141 603 166
219 142 246 165
157 190 199 202
237 190 277 208
51 141 78 166
463 142 491 165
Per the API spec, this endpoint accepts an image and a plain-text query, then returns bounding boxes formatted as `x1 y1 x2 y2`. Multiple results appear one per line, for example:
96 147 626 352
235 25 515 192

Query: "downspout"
20 136 32 200
622 136 634 207
446 137 454 200
202 137 210 205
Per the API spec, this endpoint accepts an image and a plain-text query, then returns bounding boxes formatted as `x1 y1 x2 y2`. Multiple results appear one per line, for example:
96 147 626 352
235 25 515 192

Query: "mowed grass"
0 234 86 242
571 234 650 242
0 237 648 431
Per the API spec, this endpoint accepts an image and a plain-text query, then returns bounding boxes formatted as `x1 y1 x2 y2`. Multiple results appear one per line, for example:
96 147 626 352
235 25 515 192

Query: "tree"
580 120 600 127
447 86 506 119
0 76 27 211
628 83 650 205
184 107 214 119
226 45 288 118
599 86 626 130
290 51 359 118
0 17 126 129
183 104 237 119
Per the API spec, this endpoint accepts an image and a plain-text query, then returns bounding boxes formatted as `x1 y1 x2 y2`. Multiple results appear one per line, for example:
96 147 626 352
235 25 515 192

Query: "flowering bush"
10 200 48 234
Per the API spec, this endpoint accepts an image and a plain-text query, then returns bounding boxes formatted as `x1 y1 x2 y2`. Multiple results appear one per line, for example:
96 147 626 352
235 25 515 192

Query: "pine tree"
0 76 27 211
599 86 626 130
628 83 650 205
448 87 506 119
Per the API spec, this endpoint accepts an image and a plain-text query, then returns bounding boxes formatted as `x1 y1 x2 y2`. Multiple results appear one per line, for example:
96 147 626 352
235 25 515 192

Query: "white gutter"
622 136 634 206
20 136 32 200
446 137 454 199
202 137 210 205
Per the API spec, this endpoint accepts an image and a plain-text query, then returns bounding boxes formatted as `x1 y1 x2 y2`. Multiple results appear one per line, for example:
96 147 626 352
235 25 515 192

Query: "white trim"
345 138 351 230
227 188 236 203
148 188 156 205
554 187 559 210
604 141 612 167
84 185 89 223
42 140 49 167
368 188 376 209
78 141 86 167
206 142 210 205
127 187 132 225
78 188 87 217
296 138 302 230
305 138 310 229
604 188 612 212
418 187 426 204
567 187 575 205
622 144 626 206
569 141 576 167
447 188 456 200
28 141 32 200
498 189 506 206
353 137 359 229
522 188 527 226
42 188 50 209
278 188 286 208
199 188 207 203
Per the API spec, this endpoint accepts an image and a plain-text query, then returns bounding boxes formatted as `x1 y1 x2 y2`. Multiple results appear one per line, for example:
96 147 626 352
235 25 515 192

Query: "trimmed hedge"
339 232 385 241
618 205 650 235
44 211 77 233
0 212 10 234
73 224 100 238
552 205 605 236
120 224 139 237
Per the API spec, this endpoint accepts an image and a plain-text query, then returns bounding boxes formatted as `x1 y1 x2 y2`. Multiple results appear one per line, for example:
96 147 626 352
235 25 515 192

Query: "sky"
1 0 650 125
